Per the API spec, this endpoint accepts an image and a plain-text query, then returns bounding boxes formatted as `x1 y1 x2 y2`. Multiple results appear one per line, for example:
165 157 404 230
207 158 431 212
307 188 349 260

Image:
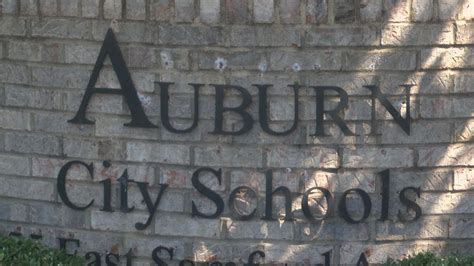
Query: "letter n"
68 28 156 128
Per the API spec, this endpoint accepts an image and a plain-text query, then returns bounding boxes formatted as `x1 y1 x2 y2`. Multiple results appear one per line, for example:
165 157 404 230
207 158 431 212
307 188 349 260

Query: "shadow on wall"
219 0 473 264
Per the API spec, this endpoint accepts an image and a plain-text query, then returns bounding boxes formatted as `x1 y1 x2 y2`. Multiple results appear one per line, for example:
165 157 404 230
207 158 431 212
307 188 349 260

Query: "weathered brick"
454 74 474 93
155 213 223 238
229 25 301 47
5 87 61 110
5 132 60 155
305 26 377 46
39 0 57 16
270 50 341 71
63 137 99 159
0 17 26 36
33 112 93 136
382 24 454 46
32 66 89 88
390 169 452 192
418 144 474 167
360 0 382 22
0 109 30 130
0 154 30 176
155 49 189 70
450 217 474 238
8 41 42 62
420 96 473 118
28 203 87 228
124 236 185 259
439 0 461 21
200 0 220 24
94 116 158 140
103 0 121 19
58 0 79 16
454 119 474 142
158 25 224 45
253 0 274 23
224 0 249 23
454 168 474 190
411 0 433 21
376 218 448 240
460 0 474 20
416 192 474 214
380 121 451 144
127 141 190 164
2 0 19 14
175 0 195 22
343 50 416 70
0 200 28 222
334 0 355 23
264 243 333 264
196 51 266 71
195 145 263 167
340 243 435 264
64 43 100 64
306 0 327 23
266 146 338 168
380 72 452 95
301 221 369 241
150 0 171 21
385 0 410 21
343 147 414 168
303 170 376 192
93 21 156 44
0 176 55 201
279 0 300 24
126 0 146 20
91 210 151 233
20 0 37 15
227 220 294 240
32 18 91 39
81 0 99 17
420 48 474 69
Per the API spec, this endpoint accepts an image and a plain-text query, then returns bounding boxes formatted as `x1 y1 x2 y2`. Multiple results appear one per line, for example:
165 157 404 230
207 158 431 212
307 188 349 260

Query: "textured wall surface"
0 0 473 264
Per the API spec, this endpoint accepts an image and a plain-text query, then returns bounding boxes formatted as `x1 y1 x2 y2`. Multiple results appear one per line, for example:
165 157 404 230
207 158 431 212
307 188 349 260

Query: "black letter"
379 169 390 221
356 252 369 266
255 84 300 135
124 249 135 266
158 82 202 133
338 188 371 224
302 187 334 221
310 86 355 136
85 252 101 266
192 168 224 218
211 85 253 135
135 183 168 230
398 186 422 222
118 170 134 213
246 251 265 266
57 237 80 255
68 28 155 128
364 85 412 135
105 253 119 265
152 246 174 266
262 170 293 221
57 161 94 210
229 186 258 220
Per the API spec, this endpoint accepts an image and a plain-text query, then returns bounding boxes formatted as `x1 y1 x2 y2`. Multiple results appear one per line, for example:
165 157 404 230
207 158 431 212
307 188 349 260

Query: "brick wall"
0 0 473 264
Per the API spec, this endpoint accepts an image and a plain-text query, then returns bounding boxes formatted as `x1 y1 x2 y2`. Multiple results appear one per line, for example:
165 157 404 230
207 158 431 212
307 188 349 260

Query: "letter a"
68 28 156 128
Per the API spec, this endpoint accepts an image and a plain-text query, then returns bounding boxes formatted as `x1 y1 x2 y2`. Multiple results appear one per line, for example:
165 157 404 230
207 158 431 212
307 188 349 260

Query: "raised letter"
379 169 390 221
338 188 371 224
68 28 155 128
310 86 355 136
57 161 94 210
229 186 258 220
158 82 202 133
211 85 253 135
302 187 334 221
398 186 422 222
364 85 412 135
262 170 293 221
135 183 168 230
152 246 174 266
255 84 300 135
192 167 225 218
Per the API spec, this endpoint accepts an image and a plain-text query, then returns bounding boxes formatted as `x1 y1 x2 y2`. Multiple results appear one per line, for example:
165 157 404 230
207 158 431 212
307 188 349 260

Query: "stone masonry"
0 0 473 264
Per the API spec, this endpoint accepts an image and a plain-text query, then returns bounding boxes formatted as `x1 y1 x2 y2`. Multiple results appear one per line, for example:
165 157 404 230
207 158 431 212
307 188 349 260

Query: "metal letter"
229 186 258 220
338 188 372 224
57 161 94 210
68 28 156 128
262 169 294 221
191 167 225 218
211 85 254 135
158 82 203 133
255 84 300 135
302 187 334 221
